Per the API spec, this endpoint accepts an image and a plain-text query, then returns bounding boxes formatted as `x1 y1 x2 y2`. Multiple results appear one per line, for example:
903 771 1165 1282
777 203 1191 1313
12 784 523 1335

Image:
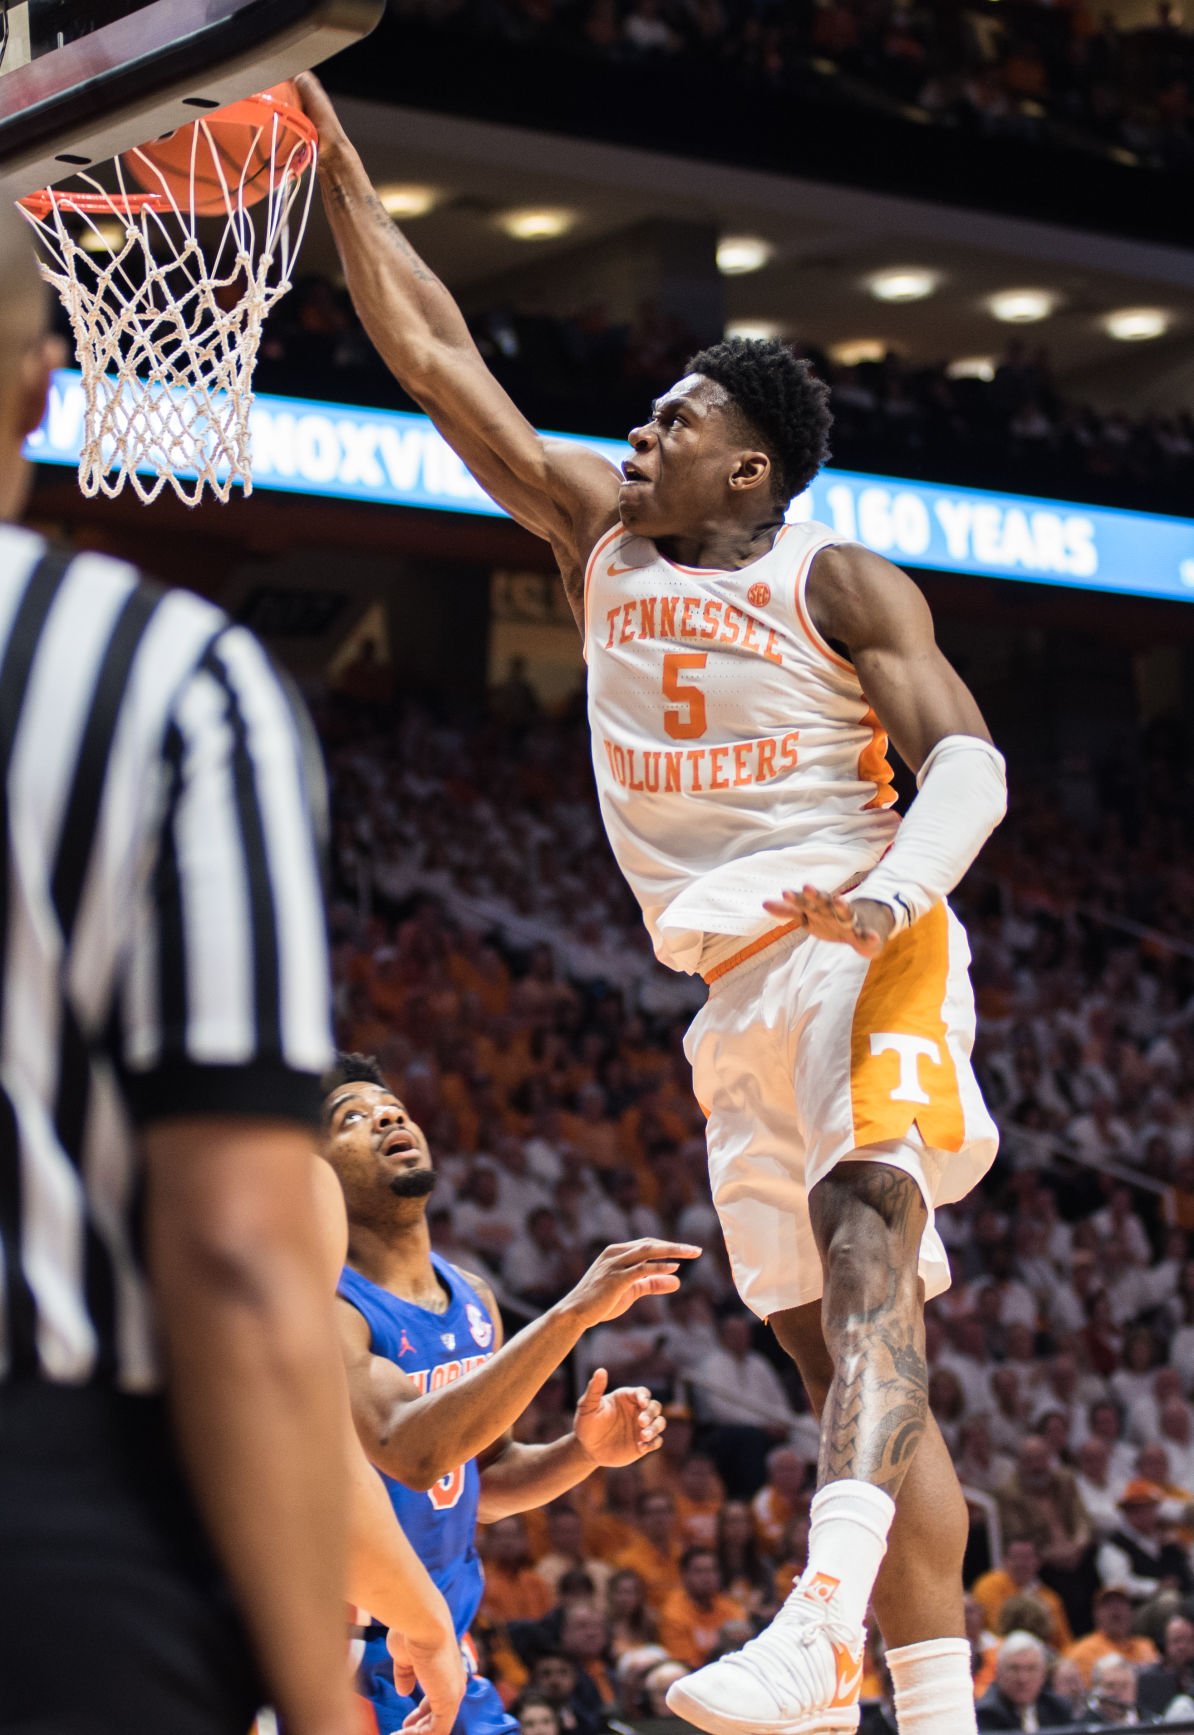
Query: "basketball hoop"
18 85 318 507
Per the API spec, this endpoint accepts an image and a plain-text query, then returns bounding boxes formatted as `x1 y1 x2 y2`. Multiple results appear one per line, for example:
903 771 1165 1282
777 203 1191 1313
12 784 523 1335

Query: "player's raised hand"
562 1239 701 1328
763 886 897 959
574 1369 666 1466
389 1621 466 1735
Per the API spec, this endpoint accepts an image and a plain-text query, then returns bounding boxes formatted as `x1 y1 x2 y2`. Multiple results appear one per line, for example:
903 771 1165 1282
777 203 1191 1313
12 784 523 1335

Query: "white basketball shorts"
683 901 998 1317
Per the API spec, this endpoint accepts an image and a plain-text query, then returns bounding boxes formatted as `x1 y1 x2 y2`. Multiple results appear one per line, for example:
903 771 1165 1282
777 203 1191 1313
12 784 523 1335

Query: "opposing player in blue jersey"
320 1052 701 1735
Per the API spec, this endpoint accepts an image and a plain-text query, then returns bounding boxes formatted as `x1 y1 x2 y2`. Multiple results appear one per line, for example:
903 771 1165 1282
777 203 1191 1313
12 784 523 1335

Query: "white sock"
887 1638 977 1735
795 1480 894 1631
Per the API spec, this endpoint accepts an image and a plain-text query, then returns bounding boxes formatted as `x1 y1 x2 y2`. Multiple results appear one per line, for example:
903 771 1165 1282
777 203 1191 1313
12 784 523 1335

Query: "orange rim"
20 86 317 220
20 188 169 217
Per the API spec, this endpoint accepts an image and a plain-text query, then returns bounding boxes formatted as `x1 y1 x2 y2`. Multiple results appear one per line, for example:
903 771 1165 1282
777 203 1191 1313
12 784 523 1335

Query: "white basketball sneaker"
665 1579 866 1735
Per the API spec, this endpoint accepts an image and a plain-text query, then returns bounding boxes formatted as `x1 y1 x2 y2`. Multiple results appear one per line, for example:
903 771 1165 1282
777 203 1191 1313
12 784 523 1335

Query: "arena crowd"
257 286 1194 518
391 0 1194 179
316 681 1194 1728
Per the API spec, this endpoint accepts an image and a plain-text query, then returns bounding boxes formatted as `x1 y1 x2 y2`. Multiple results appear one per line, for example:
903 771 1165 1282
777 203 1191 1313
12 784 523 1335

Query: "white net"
19 94 317 506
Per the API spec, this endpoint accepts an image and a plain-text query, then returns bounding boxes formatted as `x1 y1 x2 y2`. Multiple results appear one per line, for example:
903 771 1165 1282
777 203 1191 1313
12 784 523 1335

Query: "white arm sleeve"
849 733 1007 930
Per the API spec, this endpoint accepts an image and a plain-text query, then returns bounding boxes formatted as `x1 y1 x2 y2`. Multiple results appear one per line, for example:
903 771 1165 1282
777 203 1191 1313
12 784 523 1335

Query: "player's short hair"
685 337 832 504
321 1049 387 1104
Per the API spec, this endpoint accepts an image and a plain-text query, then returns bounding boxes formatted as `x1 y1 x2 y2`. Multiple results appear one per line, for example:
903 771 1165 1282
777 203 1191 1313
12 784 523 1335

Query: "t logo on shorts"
869 1032 941 1104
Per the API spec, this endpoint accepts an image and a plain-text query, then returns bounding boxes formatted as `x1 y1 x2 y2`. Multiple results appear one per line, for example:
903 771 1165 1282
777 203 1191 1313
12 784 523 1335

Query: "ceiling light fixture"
377 184 441 220
867 267 940 303
1104 306 1170 342
988 289 1057 324
80 219 126 255
947 356 996 381
724 319 784 341
716 236 773 276
829 338 888 366
497 207 576 241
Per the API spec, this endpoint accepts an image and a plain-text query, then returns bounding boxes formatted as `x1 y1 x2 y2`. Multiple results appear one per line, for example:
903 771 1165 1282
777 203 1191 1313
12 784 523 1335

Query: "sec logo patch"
747 582 771 607
467 1302 494 1348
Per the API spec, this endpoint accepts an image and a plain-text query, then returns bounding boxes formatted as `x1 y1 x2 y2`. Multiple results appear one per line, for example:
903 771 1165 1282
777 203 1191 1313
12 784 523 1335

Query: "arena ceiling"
303 99 1194 413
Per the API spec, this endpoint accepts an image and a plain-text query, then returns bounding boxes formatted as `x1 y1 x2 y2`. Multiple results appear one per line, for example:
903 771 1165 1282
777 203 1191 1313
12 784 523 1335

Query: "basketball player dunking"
320 1053 699 1735
300 79 1006 1735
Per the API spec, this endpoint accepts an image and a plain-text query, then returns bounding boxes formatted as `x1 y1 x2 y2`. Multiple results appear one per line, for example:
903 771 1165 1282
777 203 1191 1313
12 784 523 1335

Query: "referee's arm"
123 626 351 1735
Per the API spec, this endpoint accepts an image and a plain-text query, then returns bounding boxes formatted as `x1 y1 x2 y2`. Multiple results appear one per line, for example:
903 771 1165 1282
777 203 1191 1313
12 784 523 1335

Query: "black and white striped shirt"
0 526 334 1389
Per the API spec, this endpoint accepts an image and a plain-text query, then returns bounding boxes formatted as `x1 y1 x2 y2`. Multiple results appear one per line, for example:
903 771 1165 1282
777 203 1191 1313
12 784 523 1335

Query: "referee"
0 208 354 1735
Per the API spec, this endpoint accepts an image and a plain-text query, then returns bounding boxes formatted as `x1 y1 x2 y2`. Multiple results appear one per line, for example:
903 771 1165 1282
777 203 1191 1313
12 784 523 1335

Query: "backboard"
0 0 385 199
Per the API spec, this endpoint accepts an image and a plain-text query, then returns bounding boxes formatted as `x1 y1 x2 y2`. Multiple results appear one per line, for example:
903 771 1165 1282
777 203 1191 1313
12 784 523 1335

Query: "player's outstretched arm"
764 543 1007 956
296 76 620 609
339 1239 699 1490
476 1361 669 1524
310 1162 465 1733
416 1277 668 1523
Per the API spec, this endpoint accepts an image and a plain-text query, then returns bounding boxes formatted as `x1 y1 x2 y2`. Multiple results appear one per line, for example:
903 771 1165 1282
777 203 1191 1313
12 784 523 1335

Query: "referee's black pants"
0 1382 265 1734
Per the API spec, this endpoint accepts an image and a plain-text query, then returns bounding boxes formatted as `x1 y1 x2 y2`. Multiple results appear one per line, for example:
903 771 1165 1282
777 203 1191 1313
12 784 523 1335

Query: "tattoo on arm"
324 175 436 283
371 206 436 282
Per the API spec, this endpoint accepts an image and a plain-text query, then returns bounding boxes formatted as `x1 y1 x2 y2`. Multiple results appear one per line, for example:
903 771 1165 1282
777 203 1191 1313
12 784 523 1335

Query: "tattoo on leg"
811 1164 929 1494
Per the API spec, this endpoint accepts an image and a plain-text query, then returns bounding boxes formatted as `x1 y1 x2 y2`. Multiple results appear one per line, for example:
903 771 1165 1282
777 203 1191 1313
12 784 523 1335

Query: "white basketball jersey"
585 519 901 975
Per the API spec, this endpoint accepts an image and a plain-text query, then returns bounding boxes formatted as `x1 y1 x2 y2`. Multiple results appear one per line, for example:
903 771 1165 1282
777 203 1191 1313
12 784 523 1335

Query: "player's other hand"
563 1238 701 1328
763 887 897 958
574 1368 666 1465
388 1621 466 1735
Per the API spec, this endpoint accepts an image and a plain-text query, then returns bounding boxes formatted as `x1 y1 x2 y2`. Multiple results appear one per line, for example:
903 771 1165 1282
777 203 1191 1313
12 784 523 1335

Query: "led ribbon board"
27 370 1194 603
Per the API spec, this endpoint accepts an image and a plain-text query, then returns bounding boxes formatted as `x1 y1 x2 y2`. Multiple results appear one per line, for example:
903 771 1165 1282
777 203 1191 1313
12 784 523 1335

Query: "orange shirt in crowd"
658 1588 747 1668
438 1073 482 1151
970 1569 1074 1651
674 1493 723 1545
612 1537 682 1611
972 1638 1000 1700
586 1508 642 1562
535 1551 613 1599
447 949 512 1017
581 1659 617 1705
480 1562 555 1627
566 1468 610 1534
477 1621 529 1706
559 1113 622 1170
1064 1629 1158 1687
752 1486 797 1554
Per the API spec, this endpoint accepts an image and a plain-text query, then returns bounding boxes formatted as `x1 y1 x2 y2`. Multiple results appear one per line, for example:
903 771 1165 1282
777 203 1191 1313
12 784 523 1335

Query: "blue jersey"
338 1254 515 1735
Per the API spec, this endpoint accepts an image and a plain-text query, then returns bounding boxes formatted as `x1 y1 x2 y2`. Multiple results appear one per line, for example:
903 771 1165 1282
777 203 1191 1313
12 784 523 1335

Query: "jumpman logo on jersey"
397 1328 416 1358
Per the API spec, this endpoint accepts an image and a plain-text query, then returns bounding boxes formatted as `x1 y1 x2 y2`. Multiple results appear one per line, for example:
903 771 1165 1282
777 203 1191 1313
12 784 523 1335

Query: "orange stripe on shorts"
849 902 965 1152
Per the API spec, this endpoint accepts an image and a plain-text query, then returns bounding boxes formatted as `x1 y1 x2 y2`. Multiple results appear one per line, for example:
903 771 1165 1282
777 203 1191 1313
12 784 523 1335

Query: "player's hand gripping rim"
764 886 897 959
294 73 355 172
564 1238 701 1329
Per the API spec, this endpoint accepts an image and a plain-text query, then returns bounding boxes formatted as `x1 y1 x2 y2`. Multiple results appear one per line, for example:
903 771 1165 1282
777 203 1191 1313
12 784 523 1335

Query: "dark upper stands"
257 281 1194 516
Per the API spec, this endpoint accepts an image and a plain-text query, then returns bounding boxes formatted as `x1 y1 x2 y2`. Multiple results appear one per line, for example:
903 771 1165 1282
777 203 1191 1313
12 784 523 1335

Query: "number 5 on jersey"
428 1464 466 1510
663 652 707 740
